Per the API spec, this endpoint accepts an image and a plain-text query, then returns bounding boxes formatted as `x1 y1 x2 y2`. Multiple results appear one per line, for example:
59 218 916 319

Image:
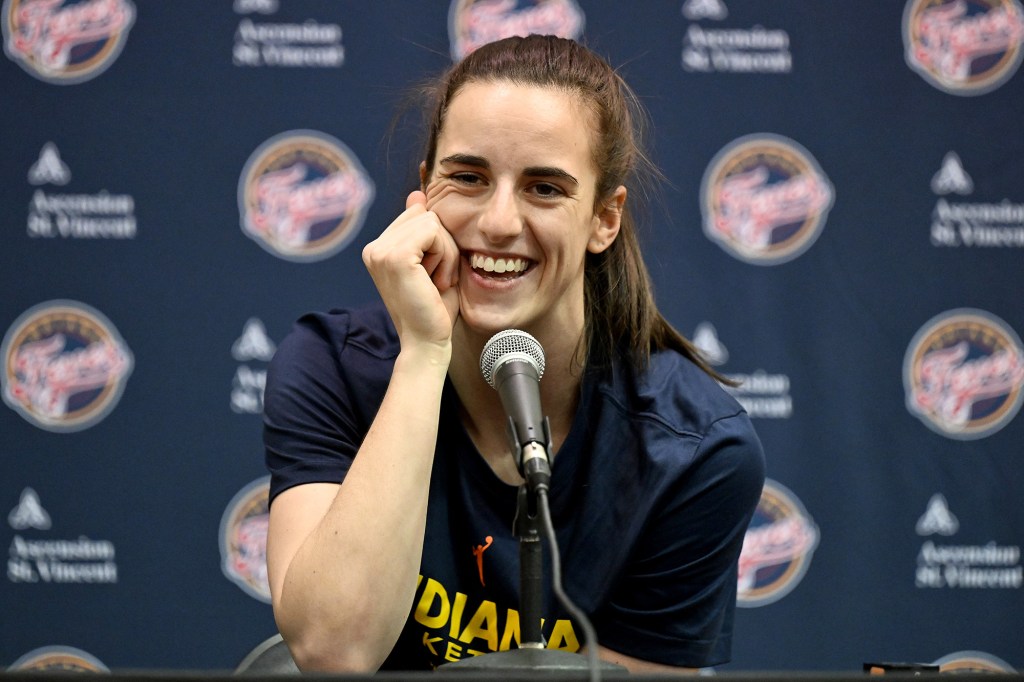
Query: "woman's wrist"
394 339 453 377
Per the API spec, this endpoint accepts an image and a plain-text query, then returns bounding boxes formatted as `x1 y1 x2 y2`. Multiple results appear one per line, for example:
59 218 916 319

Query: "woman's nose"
478 186 523 241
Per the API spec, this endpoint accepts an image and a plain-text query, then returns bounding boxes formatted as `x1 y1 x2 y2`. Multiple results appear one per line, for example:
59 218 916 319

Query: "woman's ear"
588 185 627 254
419 161 428 190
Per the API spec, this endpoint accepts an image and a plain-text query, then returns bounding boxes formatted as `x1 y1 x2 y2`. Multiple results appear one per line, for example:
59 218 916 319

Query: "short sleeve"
263 310 394 504
594 412 766 667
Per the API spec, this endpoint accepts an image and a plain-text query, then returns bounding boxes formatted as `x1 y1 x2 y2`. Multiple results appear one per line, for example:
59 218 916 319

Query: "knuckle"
361 242 383 267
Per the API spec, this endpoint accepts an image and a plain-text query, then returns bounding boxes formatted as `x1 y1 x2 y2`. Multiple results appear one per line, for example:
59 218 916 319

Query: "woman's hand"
362 190 460 350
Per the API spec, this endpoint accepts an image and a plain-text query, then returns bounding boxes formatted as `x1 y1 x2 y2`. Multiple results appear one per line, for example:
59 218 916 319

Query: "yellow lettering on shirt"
499 607 520 650
547 618 580 650
421 632 442 657
444 641 463 662
414 577 450 629
449 590 468 638
458 599 499 650
411 574 580 663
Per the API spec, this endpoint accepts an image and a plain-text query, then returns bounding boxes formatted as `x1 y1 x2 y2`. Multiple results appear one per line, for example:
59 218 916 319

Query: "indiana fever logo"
904 309 1024 439
700 134 834 265
2 0 136 85
7 645 108 672
1 300 133 432
448 0 585 60
904 0 1024 95
219 476 271 602
238 130 375 262
737 479 819 607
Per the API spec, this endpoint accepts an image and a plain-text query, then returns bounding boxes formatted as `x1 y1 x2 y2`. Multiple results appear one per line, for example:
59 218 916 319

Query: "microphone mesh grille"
479 329 546 388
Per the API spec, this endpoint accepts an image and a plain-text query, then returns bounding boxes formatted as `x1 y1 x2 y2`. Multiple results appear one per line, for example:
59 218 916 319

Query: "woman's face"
424 81 622 343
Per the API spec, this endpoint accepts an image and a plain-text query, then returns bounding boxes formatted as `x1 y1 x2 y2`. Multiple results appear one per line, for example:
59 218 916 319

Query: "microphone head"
479 329 546 388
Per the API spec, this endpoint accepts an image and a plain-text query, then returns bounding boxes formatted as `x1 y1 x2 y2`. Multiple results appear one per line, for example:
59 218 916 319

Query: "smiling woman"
262 34 766 674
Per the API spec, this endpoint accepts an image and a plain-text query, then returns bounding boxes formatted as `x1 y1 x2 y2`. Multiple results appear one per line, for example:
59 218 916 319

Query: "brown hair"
420 34 726 381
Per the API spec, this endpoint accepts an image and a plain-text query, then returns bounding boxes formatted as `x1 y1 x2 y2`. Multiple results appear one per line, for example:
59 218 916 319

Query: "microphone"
479 330 552 491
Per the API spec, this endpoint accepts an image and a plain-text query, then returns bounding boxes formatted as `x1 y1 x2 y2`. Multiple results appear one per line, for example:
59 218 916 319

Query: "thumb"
406 190 427 210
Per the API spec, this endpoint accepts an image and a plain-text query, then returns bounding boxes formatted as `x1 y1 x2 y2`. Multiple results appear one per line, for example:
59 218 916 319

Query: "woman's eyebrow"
523 166 579 187
439 153 488 168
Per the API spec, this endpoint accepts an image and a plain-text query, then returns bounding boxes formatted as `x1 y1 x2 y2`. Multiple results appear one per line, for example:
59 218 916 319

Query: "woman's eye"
532 183 563 197
451 173 481 185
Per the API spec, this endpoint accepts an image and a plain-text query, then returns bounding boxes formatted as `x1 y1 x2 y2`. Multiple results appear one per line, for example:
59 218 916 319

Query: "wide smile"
466 252 534 281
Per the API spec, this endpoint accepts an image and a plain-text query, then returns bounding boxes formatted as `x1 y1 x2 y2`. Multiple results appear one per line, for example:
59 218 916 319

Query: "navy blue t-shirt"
264 303 766 670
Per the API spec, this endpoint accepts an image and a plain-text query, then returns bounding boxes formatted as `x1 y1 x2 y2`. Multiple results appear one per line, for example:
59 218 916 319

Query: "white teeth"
471 254 528 273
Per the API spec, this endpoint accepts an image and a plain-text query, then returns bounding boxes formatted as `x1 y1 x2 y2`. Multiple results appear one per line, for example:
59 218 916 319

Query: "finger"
422 222 459 283
432 230 461 290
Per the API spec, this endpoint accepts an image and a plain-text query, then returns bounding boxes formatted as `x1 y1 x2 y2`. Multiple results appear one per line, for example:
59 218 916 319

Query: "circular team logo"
904 0 1024 95
932 650 1017 673
448 0 585 61
737 479 819 607
1 300 133 432
904 308 1024 439
700 134 834 265
7 645 108 672
220 476 271 602
238 130 375 262
2 0 136 85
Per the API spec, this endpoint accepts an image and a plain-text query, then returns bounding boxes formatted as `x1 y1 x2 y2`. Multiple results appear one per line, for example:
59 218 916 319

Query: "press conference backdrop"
1 0 1022 674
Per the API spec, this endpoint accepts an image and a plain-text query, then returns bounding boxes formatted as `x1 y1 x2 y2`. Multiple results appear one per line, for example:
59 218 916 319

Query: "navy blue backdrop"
2 0 1022 674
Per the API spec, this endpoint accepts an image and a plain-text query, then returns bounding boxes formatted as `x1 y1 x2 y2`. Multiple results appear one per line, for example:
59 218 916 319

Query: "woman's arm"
267 344 449 672
266 191 460 672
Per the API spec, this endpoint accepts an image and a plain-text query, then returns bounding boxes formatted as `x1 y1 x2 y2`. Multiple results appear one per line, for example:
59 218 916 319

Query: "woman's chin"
456 306 528 339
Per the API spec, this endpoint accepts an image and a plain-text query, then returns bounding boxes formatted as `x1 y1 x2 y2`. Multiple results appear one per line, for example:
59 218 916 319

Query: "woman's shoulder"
268 301 399 394
590 350 764 494
602 347 750 439
279 301 398 361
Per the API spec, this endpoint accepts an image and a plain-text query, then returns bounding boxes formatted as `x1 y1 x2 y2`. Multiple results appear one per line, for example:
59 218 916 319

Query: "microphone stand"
515 483 545 650
442 420 625 679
